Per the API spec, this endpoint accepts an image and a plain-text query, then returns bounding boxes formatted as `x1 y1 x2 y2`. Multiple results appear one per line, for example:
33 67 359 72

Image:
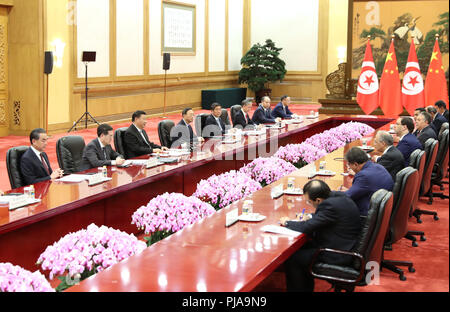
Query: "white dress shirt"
98 138 116 166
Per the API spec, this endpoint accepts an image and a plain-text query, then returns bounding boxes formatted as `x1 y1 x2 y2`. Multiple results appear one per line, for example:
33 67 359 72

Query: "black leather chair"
439 122 448 137
412 138 439 222
220 109 231 126
114 127 128 159
230 105 242 126
6 146 29 189
382 167 418 280
195 113 209 138
407 149 427 241
158 120 175 148
56 136 86 174
431 129 449 199
309 189 394 292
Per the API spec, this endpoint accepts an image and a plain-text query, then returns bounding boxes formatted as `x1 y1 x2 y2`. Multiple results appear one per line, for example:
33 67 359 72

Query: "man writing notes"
341 147 394 216
372 131 405 180
272 95 294 119
171 108 203 148
20 128 64 186
434 100 449 122
394 117 423 166
124 111 167 159
280 180 361 292
426 106 447 136
252 96 281 125
80 124 125 171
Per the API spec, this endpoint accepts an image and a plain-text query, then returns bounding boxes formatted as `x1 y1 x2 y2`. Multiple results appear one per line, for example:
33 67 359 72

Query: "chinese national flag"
357 40 379 115
379 38 403 117
402 40 425 115
425 37 449 108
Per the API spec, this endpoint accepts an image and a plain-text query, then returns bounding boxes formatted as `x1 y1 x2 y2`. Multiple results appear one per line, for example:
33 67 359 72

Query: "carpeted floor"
1 103 448 292
252 182 449 292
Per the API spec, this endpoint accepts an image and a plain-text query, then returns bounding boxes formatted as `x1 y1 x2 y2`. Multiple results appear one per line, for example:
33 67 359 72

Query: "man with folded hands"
280 180 361 292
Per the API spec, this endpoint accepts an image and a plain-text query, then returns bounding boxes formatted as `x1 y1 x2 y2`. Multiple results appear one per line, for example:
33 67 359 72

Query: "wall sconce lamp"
51 39 66 68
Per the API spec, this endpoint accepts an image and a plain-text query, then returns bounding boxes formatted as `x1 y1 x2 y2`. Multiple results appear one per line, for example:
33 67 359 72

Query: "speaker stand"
69 62 100 132
162 69 168 119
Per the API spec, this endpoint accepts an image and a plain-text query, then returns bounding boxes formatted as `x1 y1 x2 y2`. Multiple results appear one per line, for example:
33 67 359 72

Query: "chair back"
158 120 175 148
56 136 86 174
195 113 209 138
220 109 231 126
439 122 448 137
387 167 418 244
354 189 393 265
409 149 426 217
420 138 439 196
434 129 449 181
114 127 128 159
6 146 29 189
230 105 242 126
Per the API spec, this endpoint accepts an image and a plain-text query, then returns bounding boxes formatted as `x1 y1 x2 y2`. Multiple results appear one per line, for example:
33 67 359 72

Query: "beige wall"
5 0 351 136
46 0 71 125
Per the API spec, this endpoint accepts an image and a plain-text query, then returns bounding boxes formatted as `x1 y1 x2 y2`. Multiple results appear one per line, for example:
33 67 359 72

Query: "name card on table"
146 158 161 169
0 195 41 211
88 173 112 186
225 208 239 227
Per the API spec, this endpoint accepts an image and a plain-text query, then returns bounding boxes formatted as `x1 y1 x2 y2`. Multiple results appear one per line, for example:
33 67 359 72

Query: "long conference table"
0 115 393 291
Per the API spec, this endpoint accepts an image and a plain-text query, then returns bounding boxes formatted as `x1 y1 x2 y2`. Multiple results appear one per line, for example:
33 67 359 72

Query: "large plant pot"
255 89 272 105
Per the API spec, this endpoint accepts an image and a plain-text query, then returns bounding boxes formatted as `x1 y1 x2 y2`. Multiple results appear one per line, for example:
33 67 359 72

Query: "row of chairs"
307 126 449 292
4 106 243 190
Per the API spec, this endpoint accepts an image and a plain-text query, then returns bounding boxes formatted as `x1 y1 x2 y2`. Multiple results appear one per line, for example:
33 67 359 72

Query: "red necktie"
40 153 50 175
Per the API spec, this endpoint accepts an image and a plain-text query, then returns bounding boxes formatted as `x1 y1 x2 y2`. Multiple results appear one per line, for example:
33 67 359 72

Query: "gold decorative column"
0 4 10 137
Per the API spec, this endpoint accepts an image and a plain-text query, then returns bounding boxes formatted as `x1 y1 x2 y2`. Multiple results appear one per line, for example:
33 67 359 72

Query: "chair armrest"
309 248 366 284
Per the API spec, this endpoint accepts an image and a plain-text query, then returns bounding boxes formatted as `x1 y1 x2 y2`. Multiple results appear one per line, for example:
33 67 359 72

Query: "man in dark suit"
233 99 256 130
341 147 394 216
427 106 447 135
203 102 227 138
123 111 167 159
413 107 426 126
280 180 361 292
171 108 204 148
80 124 125 171
373 131 405 180
415 111 438 147
395 117 423 166
252 96 282 125
271 95 294 119
20 128 64 186
435 100 449 122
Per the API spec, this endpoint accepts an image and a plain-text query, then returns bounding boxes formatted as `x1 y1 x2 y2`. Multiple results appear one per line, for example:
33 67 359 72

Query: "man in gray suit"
80 124 125 171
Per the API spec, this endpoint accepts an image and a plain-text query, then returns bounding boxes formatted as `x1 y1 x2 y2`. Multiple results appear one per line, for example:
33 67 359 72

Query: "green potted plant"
238 39 287 103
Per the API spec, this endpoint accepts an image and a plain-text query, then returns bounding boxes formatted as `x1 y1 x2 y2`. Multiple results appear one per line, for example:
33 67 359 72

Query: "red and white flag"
357 40 379 115
402 39 425 115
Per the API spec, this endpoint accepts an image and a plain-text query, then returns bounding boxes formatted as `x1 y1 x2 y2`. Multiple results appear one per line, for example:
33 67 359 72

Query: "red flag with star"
357 40 379 115
425 37 449 108
379 38 403 116
402 39 425 115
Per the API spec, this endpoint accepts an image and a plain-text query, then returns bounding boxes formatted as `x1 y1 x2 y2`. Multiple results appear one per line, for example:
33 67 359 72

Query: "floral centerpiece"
37 223 146 291
193 170 262 210
239 157 297 187
132 193 216 246
334 122 375 143
274 143 327 168
304 130 347 153
0 263 54 292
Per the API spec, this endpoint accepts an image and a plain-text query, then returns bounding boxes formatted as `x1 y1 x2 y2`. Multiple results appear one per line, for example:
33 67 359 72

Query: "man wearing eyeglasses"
279 180 361 292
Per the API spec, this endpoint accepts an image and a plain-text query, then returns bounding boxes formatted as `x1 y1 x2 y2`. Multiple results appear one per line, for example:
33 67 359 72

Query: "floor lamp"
69 51 100 132
162 53 171 119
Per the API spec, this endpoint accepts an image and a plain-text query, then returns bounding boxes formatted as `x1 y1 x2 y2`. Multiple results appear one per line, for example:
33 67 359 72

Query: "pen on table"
297 208 306 221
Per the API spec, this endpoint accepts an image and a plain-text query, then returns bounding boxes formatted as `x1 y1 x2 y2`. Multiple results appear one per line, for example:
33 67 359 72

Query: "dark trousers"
284 241 317 292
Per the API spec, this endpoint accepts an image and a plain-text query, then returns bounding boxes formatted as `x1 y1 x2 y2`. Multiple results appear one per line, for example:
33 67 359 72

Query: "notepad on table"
260 225 302 237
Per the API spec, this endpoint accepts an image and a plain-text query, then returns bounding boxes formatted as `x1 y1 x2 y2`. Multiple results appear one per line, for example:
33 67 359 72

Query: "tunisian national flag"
357 40 379 115
402 40 425 115
379 38 403 116
425 37 449 108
